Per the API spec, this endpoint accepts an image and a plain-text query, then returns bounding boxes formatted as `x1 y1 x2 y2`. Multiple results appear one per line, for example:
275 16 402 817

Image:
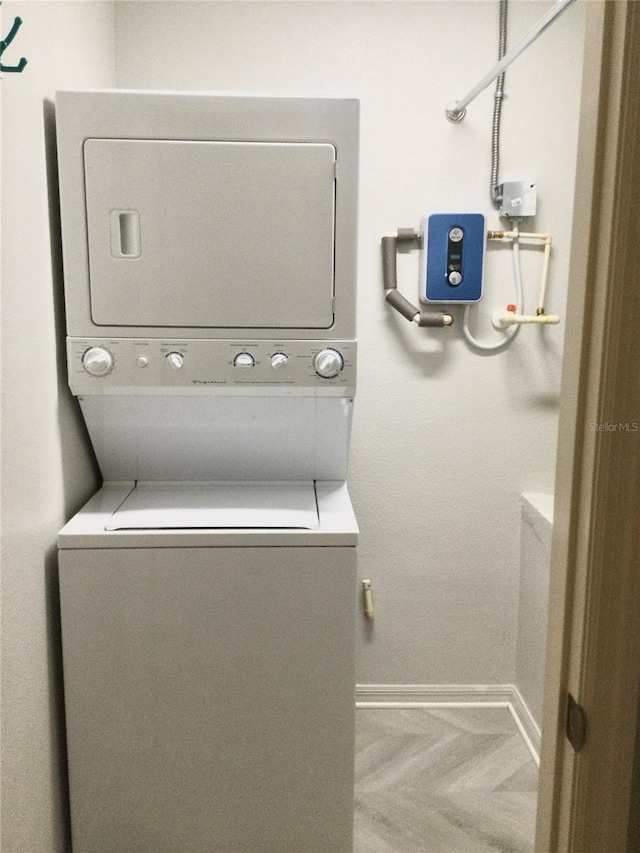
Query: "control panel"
68 339 356 395
420 213 486 304
446 226 464 286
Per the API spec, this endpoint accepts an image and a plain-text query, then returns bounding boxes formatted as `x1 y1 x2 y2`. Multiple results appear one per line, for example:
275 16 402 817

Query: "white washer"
58 481 357 852
55 91 359 852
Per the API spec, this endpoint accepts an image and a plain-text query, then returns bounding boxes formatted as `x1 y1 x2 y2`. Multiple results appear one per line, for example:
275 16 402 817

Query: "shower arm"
445 0 577 123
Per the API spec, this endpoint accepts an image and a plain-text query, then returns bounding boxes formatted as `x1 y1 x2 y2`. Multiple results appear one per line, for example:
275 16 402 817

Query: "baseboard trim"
355 683 540 766
508 685 541 764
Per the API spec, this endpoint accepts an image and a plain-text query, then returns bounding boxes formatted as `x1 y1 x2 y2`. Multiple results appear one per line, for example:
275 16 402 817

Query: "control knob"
313 348 344 379
234 352 255 369
166 352 184 370
82 346 114 377
270 352 288 371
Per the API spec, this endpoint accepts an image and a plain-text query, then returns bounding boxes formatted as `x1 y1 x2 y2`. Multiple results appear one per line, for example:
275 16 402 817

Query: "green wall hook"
1 15 28 73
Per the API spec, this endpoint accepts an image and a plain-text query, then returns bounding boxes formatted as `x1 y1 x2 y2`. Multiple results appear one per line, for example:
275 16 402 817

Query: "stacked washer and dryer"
55 90 359 852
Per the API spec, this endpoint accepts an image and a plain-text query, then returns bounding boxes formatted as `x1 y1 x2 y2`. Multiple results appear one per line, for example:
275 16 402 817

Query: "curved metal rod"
445 0 576 123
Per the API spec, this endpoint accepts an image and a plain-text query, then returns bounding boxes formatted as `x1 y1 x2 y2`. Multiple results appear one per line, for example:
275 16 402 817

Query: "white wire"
462 230 523 352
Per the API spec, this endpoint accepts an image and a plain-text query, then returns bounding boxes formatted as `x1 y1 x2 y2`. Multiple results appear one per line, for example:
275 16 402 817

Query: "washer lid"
105 481 319 531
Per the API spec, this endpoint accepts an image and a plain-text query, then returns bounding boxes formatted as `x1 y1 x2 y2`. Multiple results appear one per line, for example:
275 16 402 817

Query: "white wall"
0 3 586 847
1 4 114 850
114 0 585 685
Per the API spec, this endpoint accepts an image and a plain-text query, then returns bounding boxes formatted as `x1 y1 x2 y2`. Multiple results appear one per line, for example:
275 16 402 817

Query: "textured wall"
114 0 585 686
1 4 113 850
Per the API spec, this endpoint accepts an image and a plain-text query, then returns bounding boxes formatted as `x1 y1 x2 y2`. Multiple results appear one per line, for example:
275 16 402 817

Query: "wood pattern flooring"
354 707 538 853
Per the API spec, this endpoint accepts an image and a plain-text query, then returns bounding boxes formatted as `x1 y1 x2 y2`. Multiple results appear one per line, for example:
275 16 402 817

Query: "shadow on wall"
43 98 101 504
43 98 101 852
44 541 72 852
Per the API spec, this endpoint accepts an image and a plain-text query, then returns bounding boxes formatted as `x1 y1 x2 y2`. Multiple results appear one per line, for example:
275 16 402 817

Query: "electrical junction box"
498 181 537 219
420 213 486 304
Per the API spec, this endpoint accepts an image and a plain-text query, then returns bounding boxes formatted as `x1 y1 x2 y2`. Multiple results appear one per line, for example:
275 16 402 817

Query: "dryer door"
83 139 336 329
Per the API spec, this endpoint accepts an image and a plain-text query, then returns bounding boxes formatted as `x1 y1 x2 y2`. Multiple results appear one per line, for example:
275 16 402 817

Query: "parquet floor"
354 707 538 853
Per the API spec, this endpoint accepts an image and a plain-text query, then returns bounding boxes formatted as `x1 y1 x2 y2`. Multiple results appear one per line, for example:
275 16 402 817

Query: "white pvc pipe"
493 311 560 326
446 0 577 121
488 230 553 316
488 231 551 241
538 239 552 313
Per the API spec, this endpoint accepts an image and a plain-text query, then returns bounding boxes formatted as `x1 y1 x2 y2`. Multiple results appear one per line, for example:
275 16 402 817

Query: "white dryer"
55 91 359 852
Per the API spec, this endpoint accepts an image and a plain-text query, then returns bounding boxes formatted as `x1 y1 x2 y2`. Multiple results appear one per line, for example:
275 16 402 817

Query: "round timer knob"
166 352 184 370
82 346 114 377
270 352 288 371
234 352 255 369
313 348 344 379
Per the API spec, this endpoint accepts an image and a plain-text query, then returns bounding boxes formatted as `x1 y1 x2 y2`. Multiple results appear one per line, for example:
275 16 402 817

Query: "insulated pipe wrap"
396 228 419 243
385 288 419 322
418 311 452 328
381 236 398 290
382 229 451 328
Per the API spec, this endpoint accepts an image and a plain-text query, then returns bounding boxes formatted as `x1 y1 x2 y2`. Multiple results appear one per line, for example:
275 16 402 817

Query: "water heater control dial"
82 346 114 377
313 348 344 379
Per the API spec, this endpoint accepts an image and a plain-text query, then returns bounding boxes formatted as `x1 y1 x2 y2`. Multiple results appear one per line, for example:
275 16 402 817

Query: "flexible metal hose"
490 0 508 202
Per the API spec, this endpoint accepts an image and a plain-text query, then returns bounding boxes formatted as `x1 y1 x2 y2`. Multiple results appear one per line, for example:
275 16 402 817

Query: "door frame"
536 1 640 850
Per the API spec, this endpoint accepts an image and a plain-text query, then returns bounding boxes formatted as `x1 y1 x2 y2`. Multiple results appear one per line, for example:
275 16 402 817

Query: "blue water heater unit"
420 213 486 304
